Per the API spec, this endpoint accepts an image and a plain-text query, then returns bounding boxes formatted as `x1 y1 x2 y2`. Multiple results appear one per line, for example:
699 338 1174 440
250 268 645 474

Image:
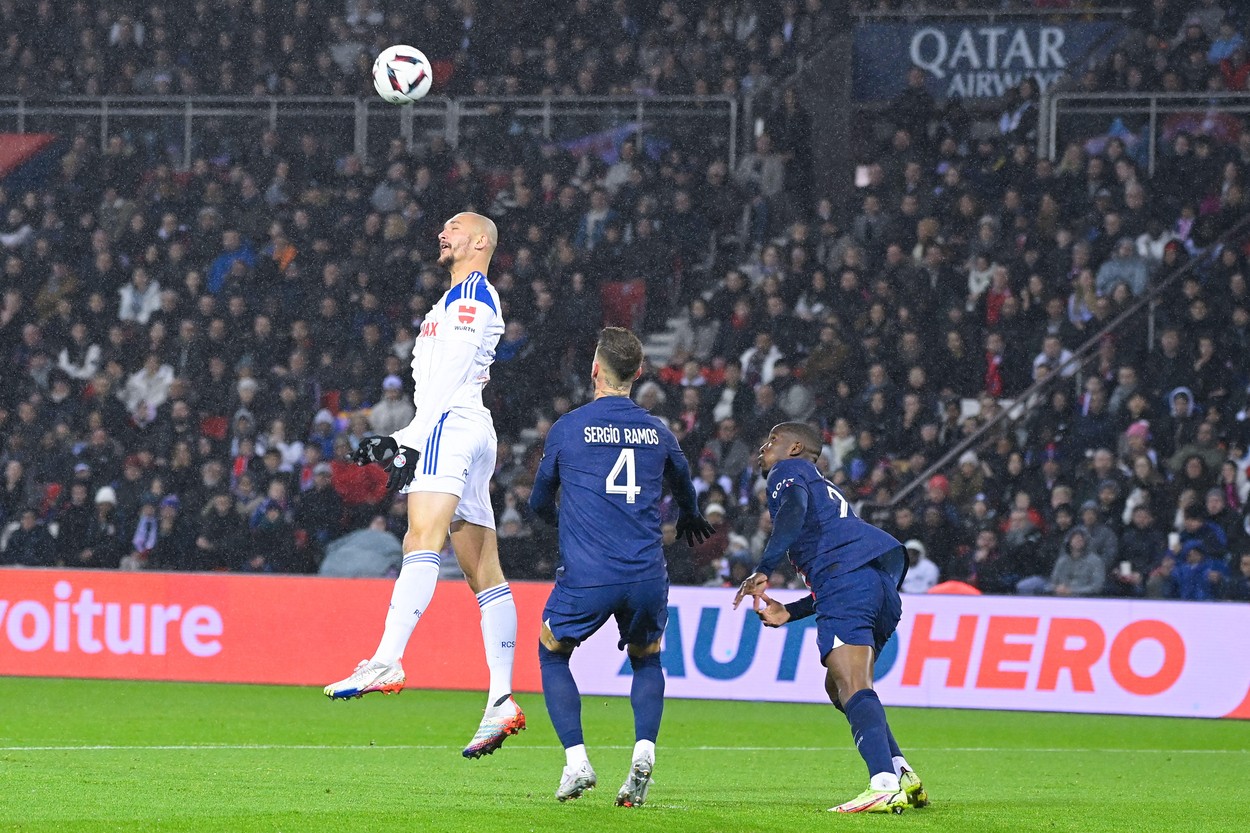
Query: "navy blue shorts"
543 578 669 651
813 562 902 661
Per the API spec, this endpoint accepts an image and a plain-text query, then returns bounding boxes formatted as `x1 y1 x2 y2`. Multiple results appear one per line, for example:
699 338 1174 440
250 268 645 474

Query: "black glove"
383 445 421 492
352 435 398 466
676 513 716 547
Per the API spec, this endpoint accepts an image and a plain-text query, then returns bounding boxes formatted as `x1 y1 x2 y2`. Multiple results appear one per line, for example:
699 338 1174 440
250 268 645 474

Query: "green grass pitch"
1 678 1248 832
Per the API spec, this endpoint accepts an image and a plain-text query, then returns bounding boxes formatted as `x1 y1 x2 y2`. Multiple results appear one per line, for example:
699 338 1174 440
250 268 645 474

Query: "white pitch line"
0 744 1245 754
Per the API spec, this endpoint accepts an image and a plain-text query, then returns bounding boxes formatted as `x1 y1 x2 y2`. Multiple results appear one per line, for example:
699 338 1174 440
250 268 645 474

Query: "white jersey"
391 270 504 454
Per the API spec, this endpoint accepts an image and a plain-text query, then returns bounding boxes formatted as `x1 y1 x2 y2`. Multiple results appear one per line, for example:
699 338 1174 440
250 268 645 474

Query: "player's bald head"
772 422 823 461
454 211 498 251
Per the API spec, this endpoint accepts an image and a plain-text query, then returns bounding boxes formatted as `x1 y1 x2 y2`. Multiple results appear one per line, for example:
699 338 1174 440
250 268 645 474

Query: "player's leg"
452 520 526 758
447 426 525 757
615 578 668 808
827 685 924 807
541 584 617 801
323 489 459 699
819 566 908 814
868 567 927 807
540 624 597 800
823 644 906 813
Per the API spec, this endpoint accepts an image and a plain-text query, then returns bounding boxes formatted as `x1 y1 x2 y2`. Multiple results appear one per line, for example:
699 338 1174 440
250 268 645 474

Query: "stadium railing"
1040 91 1250 175
850 6 1133 23
0 94 738 169
886 209 1250 508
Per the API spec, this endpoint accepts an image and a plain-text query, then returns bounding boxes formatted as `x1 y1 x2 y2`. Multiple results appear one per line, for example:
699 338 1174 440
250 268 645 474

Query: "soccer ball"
372 45 433 105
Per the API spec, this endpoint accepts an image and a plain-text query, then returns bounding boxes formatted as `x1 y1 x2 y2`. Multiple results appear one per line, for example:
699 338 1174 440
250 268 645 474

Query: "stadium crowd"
2 0 1250 604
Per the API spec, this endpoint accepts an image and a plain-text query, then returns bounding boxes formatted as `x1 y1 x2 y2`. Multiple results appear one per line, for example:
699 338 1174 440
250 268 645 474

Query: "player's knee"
628 652 661 673
626 640 662 659
538 642 573 666
539 625 574 656
836 680 873 708
402 529 437 554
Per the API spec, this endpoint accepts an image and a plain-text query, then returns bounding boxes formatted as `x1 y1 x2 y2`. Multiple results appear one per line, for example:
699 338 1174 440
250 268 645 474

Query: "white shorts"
400 409 497 530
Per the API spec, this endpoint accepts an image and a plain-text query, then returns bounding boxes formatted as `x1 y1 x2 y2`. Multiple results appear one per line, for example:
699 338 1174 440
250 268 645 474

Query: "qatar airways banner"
852 21 1126 102
2 569 1248 719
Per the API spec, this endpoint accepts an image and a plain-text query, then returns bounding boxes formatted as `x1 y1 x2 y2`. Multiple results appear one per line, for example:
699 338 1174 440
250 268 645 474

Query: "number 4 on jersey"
605 448 642 504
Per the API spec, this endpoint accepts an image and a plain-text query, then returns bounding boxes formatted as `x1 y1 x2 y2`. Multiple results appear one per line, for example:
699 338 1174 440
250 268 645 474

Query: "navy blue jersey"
530 396 699 587
763 457 904 590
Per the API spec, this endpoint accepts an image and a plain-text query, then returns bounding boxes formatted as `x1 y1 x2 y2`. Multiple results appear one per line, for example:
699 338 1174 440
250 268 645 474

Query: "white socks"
892 756 911 777
372 551 441 665
565 743 589 768
477 583 517 706
869 772 901 792
370 567 515 705
633 739 655 763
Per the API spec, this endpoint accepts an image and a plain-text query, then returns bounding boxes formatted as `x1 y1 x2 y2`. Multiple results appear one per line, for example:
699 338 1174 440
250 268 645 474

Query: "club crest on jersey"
457 304 476 324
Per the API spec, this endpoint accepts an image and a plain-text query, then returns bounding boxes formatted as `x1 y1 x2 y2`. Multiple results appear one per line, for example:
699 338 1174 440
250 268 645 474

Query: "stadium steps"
642 315 685 365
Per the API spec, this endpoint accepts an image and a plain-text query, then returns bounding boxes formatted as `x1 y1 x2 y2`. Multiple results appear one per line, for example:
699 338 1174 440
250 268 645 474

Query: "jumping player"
324 212 525 760
734 422 928 814
529 327 713 805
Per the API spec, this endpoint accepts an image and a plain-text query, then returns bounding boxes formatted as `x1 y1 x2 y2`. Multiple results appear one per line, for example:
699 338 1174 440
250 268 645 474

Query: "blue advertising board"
853 21 1127 102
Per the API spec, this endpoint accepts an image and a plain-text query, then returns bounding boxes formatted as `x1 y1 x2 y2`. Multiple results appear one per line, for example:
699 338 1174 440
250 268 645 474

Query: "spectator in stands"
118 267 162 325
368 375 416 436
1226 553 1250 601
1046 529 1106 597
1174 542 1227 601
2 508 55 567
1096 238 1150 297
900 538 939 593
72 487 124 570
194 492 244 572
735 133 785 200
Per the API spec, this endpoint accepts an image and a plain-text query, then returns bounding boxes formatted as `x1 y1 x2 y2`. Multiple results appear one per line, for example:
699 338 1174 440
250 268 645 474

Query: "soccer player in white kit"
323 212 525 759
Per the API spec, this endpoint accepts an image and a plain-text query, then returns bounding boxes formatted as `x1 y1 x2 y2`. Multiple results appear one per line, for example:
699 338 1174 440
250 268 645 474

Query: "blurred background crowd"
2 0 1250 603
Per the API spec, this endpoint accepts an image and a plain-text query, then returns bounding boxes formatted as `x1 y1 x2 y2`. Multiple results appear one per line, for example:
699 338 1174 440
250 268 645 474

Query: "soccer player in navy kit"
734 422 929 814
530 327 713 806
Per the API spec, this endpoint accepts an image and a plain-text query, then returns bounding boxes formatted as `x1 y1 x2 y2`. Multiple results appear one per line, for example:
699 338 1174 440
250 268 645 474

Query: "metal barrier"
1040 92 1250 175
853 5 1132 23
0 94 737 169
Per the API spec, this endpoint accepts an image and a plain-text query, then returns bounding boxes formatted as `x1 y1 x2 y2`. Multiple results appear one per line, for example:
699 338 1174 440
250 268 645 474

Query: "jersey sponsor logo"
770 477 796 499
457 304 476 324
420 321 438 338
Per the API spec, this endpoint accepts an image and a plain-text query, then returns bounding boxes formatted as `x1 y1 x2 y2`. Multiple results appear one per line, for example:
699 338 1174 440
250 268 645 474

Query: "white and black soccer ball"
372 45 433 105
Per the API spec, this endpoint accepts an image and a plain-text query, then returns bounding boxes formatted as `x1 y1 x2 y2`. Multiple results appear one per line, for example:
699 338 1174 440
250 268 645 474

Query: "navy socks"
628 652 665 743
843 689 895 779
539 644 584 748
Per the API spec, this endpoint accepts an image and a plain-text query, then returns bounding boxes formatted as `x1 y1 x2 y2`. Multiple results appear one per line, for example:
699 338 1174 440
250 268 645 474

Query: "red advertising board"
0 569 548 691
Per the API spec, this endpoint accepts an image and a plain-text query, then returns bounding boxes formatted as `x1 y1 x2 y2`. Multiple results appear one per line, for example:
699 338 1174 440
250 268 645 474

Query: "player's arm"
756 592 815 627
661 428 715 546
529 425 562 527
754 484 809 578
